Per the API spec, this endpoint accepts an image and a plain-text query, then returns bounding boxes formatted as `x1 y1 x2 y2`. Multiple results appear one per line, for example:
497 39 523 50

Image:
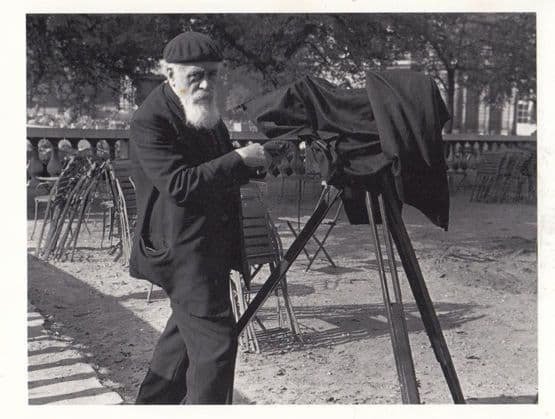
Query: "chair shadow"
281 283 316 297
253 301 484 355
247 282 315 298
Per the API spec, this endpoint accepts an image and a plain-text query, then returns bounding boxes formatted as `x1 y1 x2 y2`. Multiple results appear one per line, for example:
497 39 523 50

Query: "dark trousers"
135 300 238 404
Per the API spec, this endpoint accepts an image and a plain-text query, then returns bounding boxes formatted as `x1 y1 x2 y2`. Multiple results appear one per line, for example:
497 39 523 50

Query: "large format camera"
244 69 451 230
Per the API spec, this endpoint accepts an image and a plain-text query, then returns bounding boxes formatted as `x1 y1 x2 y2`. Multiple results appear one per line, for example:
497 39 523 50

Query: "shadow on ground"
28 254 252 404
28 254 159 402
250 300 483 355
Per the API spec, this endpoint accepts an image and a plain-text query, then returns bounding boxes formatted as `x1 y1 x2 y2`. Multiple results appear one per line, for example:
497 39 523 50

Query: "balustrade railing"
443 133 536 177
26 127 272 180
27 127 536 183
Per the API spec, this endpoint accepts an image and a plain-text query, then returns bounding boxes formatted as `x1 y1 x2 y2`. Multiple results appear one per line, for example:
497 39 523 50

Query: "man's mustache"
193 91 213 101
176 89 214 101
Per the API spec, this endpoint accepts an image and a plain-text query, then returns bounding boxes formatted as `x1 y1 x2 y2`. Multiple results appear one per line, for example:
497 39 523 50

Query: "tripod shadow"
254 301 483 354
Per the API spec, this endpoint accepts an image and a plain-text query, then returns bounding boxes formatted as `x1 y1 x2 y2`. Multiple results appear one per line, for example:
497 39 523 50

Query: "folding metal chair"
30 177 59 240
278 183 343 271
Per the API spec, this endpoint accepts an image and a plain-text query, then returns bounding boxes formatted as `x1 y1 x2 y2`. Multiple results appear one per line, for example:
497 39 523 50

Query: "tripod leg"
379 193 422 403
381 179 465 404
365 191 420 404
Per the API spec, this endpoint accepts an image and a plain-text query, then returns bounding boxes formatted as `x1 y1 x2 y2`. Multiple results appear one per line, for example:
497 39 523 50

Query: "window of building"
517 100 535 124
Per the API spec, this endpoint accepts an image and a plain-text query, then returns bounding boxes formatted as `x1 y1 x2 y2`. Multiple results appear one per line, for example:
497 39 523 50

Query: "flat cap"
163 31 223 63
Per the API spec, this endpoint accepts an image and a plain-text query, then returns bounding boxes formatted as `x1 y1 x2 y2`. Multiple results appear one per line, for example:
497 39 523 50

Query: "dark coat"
129 82 251 315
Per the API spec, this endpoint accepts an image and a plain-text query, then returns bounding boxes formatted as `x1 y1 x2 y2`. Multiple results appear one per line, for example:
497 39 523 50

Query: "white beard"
178 92 221 130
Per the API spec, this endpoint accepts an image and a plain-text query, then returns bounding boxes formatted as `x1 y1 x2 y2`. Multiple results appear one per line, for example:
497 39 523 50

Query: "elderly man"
129 31 269 404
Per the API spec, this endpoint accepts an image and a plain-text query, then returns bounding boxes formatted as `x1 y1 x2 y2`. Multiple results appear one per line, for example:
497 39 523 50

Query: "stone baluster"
454 141 463 172
107 139 117 160
95 139 107 159
118 139 130 159
88 139 99 156
45 138 63 176
462 141 474 171
459 141 472 173
57 139 71 162
28 138 46 181
68 138 80 156
445 143 455 172
470 142 481 168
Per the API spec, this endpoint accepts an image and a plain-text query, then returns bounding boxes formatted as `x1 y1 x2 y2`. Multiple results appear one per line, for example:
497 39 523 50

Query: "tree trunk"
512 90 519 135
445 68 456 133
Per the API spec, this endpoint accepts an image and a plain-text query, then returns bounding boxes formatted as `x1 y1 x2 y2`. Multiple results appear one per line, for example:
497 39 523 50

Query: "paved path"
28 303 123 405
28 302 251 404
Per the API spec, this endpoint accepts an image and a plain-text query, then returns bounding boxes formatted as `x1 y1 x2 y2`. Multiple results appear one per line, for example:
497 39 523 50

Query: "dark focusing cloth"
243 70 450 230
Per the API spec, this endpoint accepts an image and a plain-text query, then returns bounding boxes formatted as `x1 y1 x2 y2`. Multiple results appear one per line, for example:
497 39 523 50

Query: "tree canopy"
27 13 536 128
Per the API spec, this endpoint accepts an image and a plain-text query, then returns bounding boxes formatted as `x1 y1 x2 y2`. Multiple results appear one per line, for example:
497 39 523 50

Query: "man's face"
168 61 222 129
169 61 220 102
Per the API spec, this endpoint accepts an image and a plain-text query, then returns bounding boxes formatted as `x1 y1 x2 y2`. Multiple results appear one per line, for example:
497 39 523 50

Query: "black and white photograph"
6 2 552 414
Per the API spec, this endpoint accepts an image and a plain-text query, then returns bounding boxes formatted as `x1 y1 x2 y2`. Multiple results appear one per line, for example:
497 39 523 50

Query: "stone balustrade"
443 133 536 176
26 127 274 179
27 128 130 179
27 127 536 182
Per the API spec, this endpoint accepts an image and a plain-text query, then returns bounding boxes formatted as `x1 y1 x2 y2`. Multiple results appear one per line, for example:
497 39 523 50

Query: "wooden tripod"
237 173 465 404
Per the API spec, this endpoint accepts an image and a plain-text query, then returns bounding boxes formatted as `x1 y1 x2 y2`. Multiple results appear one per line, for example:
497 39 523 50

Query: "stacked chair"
471 149 536 203
230 182 302 352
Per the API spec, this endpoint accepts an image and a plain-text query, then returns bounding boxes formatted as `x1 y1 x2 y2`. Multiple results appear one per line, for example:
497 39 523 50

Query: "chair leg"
101 208 106 248
274 287 283 329
286 221 312 262
232 271 260 352
146 283 154 303
305 224 337 271
82 211 92 236
228 278 245 349
108 208 114 247
279 275 303 340
229 281 240 320
31 199 39 240
83 202 93 235
253 316 267 332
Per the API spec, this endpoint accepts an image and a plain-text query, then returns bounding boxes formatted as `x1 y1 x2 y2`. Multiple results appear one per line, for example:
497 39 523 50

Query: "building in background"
387 55 536 137
451 84 536 136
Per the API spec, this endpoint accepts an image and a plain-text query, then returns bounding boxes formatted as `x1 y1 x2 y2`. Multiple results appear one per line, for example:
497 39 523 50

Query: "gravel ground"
27 183 538 405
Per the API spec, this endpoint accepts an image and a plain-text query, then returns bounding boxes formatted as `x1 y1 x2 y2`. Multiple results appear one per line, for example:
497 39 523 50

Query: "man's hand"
234 143 271 169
